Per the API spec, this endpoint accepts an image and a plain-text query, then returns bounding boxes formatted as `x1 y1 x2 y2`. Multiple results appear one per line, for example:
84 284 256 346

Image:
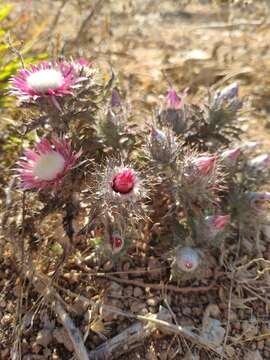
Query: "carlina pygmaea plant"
16 135 81 190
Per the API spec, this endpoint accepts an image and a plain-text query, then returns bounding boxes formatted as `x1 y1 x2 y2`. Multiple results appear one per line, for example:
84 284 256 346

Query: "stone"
133 287 144 298
36 329 53 347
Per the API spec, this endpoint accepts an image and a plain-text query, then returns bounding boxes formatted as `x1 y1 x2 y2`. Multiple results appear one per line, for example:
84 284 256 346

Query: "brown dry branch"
100 274 217 294
54 301 89 360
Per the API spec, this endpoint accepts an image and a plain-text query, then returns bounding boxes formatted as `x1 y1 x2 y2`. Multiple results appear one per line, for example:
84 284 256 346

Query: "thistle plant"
3 53 270 288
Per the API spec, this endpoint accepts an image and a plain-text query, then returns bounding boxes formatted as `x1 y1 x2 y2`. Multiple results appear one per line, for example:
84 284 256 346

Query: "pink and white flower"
9 61 85 103
17 136 81 190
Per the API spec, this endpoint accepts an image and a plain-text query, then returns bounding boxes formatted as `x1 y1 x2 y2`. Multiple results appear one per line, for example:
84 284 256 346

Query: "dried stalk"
54 301 89 360
100 274 216 293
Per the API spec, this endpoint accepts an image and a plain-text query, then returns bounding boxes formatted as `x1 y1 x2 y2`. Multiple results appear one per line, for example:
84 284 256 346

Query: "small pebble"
147 297 159 307
133 287 144 298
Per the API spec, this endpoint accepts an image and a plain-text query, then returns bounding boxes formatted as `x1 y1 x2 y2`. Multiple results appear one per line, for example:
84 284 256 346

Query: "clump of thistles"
17 136 81 190
9 61 86 104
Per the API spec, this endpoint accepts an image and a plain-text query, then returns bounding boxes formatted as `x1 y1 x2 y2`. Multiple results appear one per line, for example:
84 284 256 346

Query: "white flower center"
33 151 65 181
27 69 64 93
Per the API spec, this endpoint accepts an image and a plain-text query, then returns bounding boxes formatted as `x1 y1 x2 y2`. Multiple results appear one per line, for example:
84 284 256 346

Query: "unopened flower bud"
110 233 124 254
166 88 183 110
205 214 230 237
221 148 240 166
112 168 136 195
151 127 166 143
240 141 258 152
249 154 270 170
175 247 200 272
216 82 239 102
111 89 122 108
193 155 216 176
246 191 270 210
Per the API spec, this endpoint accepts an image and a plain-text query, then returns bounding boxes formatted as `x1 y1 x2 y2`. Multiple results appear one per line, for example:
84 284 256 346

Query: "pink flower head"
221 147 241 166
166 88 187 110
193 155 216 176
112 168 135 195
176 247 200 272
17 136 81 190
110 233 124 254
9 61 85 103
